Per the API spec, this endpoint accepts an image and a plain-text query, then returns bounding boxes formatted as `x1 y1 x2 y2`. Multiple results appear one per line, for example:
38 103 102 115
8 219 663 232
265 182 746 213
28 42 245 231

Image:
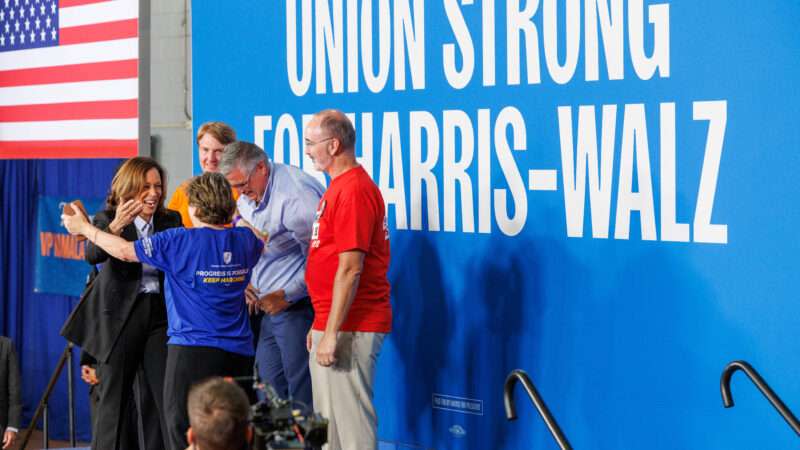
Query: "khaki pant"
309 330 386 450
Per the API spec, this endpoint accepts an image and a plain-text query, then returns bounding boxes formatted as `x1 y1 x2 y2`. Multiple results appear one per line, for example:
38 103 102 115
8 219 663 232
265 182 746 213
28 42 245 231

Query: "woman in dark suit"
0 336 20 450
61 157 181 450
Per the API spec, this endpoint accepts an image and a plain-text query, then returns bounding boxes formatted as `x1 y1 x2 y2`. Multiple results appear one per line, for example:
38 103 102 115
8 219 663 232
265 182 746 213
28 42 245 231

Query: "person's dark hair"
317 109 356 150
187 377 251 450
185 173 236 225
106 156 166 213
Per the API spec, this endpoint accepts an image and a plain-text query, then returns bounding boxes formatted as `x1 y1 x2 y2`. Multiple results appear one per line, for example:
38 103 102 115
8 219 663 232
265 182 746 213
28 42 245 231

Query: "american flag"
0 0 138 159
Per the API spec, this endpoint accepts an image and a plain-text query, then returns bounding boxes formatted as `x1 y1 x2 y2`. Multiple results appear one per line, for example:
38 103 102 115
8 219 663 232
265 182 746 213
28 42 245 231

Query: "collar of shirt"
134 215 154 235
253 160 275 213
133 215 160 293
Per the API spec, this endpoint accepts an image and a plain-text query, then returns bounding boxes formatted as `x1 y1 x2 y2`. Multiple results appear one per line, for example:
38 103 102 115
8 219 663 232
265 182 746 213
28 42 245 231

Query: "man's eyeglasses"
230 164 259 190
304 137 335 148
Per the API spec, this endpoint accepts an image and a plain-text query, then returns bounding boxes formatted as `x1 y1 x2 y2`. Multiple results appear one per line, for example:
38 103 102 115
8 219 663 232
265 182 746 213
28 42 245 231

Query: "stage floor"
13 430 89 450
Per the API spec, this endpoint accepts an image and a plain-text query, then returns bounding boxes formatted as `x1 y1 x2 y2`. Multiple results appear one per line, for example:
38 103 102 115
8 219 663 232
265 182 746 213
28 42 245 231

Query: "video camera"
248 378 328 450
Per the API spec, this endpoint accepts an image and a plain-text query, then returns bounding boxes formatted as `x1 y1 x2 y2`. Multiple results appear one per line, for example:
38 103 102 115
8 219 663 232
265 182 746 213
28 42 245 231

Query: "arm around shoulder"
85 210 112 265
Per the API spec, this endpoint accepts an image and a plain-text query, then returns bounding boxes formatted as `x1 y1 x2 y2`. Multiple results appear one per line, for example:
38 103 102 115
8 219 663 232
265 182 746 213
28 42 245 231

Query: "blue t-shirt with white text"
134 227 264 356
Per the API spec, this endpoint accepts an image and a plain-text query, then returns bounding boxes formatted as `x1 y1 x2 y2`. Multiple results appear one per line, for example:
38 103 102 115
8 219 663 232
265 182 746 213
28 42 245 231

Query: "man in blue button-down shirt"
221 141 324 409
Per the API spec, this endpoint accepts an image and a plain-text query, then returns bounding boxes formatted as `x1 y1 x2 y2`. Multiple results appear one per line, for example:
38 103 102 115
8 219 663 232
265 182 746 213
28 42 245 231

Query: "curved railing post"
720 360 800 437
504 369 572 449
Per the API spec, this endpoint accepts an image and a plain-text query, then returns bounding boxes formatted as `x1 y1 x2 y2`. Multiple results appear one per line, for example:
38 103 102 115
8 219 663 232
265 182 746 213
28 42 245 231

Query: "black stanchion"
19 343 74 450
42 403 48 449
67 346 76 446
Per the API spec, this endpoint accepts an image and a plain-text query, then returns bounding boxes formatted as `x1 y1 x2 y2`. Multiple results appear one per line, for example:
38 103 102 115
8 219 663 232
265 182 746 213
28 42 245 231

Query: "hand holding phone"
62 200 90 241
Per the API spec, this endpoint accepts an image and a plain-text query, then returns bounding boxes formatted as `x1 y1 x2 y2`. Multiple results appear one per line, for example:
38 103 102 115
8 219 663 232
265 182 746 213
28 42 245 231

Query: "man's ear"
246 424 254 443
328 138 341 156
186 427 195 444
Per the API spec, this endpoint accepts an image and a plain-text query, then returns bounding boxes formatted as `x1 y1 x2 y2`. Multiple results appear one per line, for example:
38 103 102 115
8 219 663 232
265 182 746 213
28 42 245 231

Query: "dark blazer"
61 208 182 363
0 336 21 431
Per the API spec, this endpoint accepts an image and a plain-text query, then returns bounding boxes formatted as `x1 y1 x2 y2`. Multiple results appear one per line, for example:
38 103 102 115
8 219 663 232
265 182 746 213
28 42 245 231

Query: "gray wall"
149 0 193 200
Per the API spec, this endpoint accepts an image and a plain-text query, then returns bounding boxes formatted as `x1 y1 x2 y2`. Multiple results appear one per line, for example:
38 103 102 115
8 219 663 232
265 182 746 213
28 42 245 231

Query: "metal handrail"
720 360 800 437
20 343 76 450
504 369 572 449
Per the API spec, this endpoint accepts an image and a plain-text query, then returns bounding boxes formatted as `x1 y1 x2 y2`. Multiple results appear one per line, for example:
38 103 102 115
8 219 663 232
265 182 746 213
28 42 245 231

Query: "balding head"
313 109 356 151
305 109 359 177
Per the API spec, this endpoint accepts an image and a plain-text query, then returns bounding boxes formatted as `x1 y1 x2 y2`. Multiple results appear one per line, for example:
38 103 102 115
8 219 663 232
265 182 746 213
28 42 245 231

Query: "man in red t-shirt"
304 109 391 450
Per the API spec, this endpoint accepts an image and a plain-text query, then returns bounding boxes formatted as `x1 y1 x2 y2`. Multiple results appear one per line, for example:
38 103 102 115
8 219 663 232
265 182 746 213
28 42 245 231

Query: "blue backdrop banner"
191 1 800 449
35 196 104 297
1 159 122 442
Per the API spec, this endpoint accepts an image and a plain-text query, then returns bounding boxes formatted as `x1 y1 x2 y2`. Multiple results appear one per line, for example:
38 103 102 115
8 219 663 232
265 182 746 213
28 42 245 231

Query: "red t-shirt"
306 166 392 333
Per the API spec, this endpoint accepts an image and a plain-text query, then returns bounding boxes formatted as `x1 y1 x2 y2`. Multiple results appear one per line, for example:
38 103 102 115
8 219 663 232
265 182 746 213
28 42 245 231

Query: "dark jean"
255 297 314 411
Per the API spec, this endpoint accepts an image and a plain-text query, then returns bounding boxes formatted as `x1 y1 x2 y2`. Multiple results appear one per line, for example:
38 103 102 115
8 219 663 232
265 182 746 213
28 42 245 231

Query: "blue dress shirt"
236 161 325 302
134 215 160 294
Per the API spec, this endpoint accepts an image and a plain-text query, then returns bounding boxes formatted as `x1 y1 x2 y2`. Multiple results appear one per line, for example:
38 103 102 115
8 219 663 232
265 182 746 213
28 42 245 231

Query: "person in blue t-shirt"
63 172 264 450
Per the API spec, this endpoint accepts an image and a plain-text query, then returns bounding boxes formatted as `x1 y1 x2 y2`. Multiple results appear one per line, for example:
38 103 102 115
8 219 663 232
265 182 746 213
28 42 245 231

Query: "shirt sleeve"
277 185 322 302
252 233 266 261
334 189 376 254
166 185 183 211
166 184 193 228
286 188 322 257
134 227 182 272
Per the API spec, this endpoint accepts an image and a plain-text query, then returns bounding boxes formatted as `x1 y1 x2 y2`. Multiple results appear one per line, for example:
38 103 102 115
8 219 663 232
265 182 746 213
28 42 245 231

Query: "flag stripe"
0 139 137 159
59 0 113 7
0 38 137 71
0 99 137 122
60 18 138 46
59 0 137 28
0 118 138 140
0 0 140 160
0 59 137 87
0 78 137 106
